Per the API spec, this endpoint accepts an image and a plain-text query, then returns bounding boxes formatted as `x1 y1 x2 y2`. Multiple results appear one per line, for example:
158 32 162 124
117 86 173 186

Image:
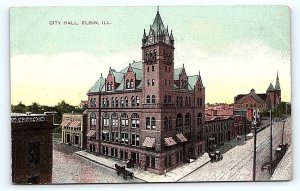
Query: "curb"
75 152 146 182
176 160 210 182
75 151 210 182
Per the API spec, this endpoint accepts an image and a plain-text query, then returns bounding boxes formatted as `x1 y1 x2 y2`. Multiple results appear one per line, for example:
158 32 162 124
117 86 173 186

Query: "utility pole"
269 109 273 164
281 120 286 145
252 121 257 181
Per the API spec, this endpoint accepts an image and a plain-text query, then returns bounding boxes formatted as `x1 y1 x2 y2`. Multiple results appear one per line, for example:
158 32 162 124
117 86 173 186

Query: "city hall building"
86 9 206 174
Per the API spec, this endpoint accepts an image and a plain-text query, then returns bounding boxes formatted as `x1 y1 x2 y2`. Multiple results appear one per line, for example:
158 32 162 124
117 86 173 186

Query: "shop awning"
69 121 81 128
142 137 156 148
86 130 96 137
176 133 187 142
61 120 71 127
164 137 177 146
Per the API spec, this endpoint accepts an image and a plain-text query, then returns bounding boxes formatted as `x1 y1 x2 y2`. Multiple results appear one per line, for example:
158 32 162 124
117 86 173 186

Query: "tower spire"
157 5 159 14
275 71 281 90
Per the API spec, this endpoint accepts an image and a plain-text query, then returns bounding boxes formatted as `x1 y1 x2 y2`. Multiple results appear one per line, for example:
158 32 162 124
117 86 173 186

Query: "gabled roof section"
236 90 266 104
174 68 182 80
88 74 105 94
187 75 198 90
111 71 124 84
120 61 143 80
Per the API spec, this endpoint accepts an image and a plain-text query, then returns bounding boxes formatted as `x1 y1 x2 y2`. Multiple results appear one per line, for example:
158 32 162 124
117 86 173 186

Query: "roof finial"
101 73 102 78
157 5 159 14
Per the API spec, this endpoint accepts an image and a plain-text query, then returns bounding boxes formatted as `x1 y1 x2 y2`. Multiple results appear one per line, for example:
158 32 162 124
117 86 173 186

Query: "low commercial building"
11 112 54 184
61 112 87 149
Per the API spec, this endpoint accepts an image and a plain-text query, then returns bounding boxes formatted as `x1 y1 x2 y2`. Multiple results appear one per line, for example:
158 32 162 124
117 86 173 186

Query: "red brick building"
234 72 281 121
86 9 206 174
11 113 54 184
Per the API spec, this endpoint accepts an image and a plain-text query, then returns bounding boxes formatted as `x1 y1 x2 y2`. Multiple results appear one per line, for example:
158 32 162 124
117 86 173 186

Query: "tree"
12 102 26 113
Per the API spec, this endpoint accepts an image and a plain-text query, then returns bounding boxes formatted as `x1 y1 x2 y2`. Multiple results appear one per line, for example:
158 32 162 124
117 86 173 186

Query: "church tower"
274 71 281 106
142 8 174 105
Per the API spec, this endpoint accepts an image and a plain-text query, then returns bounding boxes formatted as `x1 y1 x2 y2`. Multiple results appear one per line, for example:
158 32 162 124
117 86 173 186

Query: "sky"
10 6 291 106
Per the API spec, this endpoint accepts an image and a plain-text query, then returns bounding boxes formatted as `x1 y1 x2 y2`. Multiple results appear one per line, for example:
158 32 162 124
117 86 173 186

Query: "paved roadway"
52 139 143 183
180 117 292 182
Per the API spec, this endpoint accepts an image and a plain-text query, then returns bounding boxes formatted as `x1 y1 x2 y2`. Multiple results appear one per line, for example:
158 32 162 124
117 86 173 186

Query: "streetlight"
281 120 286 145
252 121 258 181
269 109 273 163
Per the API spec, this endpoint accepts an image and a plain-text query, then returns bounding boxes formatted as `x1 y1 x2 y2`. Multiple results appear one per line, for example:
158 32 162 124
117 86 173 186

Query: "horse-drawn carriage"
208 150 223 162
115 164 134 180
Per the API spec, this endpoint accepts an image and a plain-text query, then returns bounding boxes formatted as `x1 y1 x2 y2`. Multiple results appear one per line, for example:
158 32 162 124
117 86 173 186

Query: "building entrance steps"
75 151 210 182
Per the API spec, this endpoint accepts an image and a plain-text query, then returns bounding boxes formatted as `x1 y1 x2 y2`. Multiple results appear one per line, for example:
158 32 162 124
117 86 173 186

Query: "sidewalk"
271 144 292 181
75 150 210 182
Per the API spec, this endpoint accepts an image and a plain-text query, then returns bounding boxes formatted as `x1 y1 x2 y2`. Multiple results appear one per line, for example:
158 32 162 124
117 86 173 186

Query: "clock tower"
142 9 175 105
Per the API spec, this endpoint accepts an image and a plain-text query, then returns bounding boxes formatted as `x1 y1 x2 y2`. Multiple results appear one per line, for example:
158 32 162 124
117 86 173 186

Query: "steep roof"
236 91 266 104
275 71 281 90
267 83 275 92
187 75 198 90
88 75 105 93
174 68 182 80
151 10 166 34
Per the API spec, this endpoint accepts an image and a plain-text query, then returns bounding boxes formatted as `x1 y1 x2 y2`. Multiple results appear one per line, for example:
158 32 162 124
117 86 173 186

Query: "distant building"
85 9 206 174
61 112 87 149
234 72 281 122
205 103 250 143
79 100 88 109
11 112 54 184
205 116 234 151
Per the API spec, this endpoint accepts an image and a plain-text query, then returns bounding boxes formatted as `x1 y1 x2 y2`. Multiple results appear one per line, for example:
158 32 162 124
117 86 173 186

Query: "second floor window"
121 113 129 128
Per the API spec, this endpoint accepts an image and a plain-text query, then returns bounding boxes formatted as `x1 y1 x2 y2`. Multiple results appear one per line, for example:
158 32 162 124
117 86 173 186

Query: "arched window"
146 117 151 129
107 82 110 90
152 79 155 86
90 113 97 128
106 98 109 107
121 113 128 127
112 97 115 107
180 96 183 106
121 97 124 107
168 117 172 130
197 113 202 127
102 98 105 107
176 113 183 132
147 66 150 72
151 95 156 103
136 96 140 106
151 117 156 129
176 96 179 106
112 113 118 127
130 79 134 88
131 113 140 128
131 96 136 107
115 97 119 107
188 97 191 106
125 96 128 107
168 95 171 103
152 65 155 72
164 95 167 103
185 97 188 106
164 117 168 130
146 95 151 103
185 113 191 129
126 79 130 89
103 113 109 126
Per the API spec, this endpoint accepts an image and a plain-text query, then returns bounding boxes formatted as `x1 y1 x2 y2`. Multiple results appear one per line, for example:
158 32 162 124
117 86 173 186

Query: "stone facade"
85 9 206 174
11 113 54 184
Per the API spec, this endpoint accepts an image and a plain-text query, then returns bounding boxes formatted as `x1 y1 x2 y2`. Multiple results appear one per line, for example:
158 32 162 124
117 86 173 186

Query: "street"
52 139 143 183
180 117 292 182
